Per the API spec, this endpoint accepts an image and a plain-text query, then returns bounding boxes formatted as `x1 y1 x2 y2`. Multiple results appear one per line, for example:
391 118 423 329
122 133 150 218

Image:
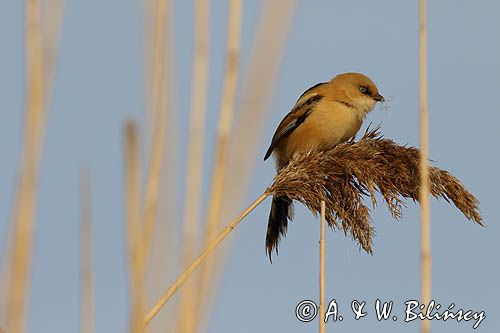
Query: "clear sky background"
1 0 499 332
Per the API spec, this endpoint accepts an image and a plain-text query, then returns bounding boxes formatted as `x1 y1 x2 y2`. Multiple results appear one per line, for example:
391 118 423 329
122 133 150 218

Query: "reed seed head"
266 128 483 254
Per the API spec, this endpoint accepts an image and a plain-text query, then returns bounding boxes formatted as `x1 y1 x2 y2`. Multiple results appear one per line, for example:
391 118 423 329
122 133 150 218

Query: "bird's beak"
373 94 385 102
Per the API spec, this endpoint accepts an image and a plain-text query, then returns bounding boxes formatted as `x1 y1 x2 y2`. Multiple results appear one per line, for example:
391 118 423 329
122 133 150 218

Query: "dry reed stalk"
5 0 64 330
80 168 94 333
195 0 243 321
0 223 14 324
124 122 145 333
145 193 269 325
0 244 10 324
6 1 46 332
145 209 175 332
142 0 155 130
266 128 482 254
197 2 297 327
419 1 431 332
141 1 178 332
41 0 64 98
319 201 326 333
177 0 210 331
142 0 168 269
223 0 297 212
146 0 167 126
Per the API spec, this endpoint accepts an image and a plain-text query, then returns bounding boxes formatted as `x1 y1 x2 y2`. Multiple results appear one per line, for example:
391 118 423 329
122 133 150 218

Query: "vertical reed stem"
7 1 45 332
41 0 64 99
319 201 326 333
145 192 269 325
177 0 210 331
142 0 168 268
80 168 94 333
195 4 297 326
196 0 242 321
224 0 296 210
419 1 431 333
124 122 145 333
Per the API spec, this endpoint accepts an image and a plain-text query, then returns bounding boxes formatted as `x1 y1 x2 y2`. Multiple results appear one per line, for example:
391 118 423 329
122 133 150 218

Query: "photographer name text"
295 299 485 329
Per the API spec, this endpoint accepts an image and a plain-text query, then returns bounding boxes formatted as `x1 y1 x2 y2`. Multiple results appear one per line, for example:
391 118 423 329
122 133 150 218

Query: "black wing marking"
296 82 327 102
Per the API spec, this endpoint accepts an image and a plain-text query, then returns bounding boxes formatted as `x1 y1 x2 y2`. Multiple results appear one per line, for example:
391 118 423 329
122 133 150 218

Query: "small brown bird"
264 72 384 260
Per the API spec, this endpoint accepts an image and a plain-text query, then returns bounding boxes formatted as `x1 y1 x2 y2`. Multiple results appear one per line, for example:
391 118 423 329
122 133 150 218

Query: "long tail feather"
265 196 293 261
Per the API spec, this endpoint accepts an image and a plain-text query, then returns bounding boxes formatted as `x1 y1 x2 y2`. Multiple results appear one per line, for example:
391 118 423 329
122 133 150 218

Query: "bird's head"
330 72 384 114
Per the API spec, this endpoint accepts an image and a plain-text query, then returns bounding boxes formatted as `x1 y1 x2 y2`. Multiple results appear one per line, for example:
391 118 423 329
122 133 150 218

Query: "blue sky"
1 1 499 332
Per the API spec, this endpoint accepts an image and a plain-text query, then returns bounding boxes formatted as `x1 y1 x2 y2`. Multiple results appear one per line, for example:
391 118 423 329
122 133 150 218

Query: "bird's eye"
359 86 369 94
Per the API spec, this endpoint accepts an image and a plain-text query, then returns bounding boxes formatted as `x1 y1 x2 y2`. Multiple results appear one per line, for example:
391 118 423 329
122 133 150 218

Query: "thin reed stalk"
80 168 94 333
0 235 10 324
142 1 177 331
142 0 168 268
419 1 431 333
177 0 210 331
146 0 167 126
6 0 64 330
124 122 145 333
7 1 46 332
319 201 326 333
197 2 297 328
145 192 269 325
41 0 64 98
224 0 297 210
195 0 243 321
0 220 14 323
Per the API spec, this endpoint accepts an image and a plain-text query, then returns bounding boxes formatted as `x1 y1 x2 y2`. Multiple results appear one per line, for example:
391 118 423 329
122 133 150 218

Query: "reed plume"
267 127 483 254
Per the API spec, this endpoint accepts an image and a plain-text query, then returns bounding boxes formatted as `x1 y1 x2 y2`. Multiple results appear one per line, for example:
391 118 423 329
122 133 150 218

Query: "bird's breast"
279 100 362 163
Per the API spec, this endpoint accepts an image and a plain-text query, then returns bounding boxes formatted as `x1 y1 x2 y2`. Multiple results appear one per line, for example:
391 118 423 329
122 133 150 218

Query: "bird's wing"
264 83 326 160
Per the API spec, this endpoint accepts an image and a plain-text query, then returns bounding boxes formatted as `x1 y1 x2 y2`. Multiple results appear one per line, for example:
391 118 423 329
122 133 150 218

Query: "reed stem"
7 1 45 332
419 1 431 333
145 192 269 325
196 0 242 321
142 0 168 270
80 168 94 333
177 0 211 330
124 122 145 333
319 201 326 333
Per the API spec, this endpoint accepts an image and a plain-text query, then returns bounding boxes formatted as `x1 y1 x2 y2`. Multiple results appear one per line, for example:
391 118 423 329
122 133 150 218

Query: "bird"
263 72 384 260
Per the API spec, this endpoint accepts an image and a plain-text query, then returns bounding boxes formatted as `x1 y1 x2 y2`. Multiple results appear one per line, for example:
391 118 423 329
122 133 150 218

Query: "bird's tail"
266 196 293 261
